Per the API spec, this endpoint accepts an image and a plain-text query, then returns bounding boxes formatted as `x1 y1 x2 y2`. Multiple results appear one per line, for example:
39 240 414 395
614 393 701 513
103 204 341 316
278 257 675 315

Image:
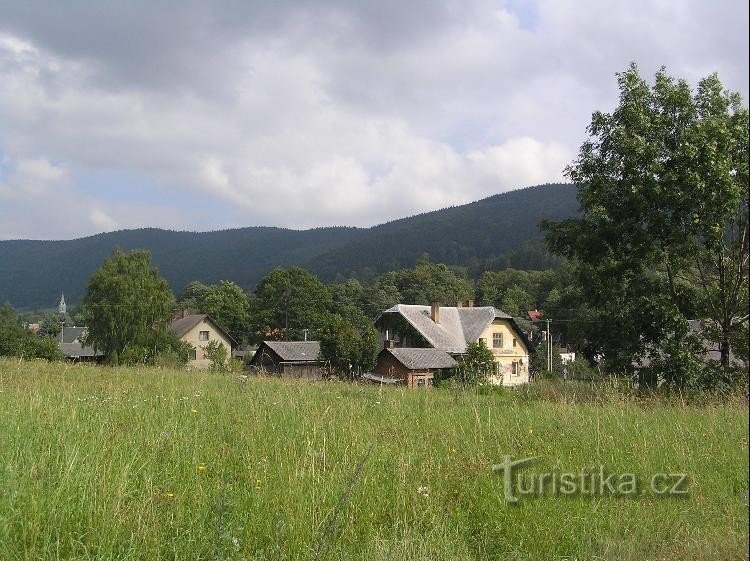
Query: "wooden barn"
248 341 323 380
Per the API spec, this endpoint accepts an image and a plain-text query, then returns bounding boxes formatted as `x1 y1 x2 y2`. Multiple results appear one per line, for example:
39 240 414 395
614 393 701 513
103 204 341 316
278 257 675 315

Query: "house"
371 346 456 388
374 302 532 386
58 326 104 362
560 348 576 363
169 313 235 369
248 341 323 380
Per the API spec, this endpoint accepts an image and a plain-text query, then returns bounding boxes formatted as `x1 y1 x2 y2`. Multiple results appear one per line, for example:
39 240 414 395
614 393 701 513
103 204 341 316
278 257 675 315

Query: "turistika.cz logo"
491 455 689 504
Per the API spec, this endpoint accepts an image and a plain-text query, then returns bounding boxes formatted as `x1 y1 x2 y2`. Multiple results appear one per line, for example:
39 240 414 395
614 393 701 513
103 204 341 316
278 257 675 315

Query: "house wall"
181 319 233 369
476 319 530 386
280 362 323 380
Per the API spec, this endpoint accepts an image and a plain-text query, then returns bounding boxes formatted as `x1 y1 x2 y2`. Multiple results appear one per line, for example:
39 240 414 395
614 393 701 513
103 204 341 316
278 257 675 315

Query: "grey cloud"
0 0 747 238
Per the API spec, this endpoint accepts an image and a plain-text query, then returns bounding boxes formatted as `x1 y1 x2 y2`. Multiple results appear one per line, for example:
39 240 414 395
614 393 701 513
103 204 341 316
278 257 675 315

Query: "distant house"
374 302 532 386
248 341 323 380
527 309 543 323
560 348 576 364
169 313 235 369
58 326 104 362
371 346 456 388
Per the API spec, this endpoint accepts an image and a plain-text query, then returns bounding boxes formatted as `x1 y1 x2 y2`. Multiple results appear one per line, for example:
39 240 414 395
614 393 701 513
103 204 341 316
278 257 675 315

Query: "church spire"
58 293 66 315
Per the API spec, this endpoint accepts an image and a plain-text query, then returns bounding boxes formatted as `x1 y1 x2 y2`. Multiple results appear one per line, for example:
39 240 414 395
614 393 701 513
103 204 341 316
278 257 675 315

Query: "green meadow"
0 359 747 561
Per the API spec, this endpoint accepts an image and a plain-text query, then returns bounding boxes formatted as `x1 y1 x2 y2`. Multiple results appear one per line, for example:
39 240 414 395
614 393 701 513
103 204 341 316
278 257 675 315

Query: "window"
199 331 209 341
512 338 517 348
189 348 197 361
493 333 503 348
512 361 519 376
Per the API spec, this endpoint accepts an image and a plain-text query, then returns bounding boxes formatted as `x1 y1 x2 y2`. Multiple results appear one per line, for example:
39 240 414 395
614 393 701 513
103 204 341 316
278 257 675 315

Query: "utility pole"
546 319 551 372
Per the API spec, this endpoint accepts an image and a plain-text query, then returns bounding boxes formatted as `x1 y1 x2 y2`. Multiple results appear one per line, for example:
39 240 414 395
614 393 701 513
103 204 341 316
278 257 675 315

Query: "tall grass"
0 359 747 560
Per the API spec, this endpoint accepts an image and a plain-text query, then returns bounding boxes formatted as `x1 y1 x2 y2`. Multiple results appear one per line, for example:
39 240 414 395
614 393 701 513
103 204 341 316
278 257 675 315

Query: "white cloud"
0 1 747 238
89 208 120 232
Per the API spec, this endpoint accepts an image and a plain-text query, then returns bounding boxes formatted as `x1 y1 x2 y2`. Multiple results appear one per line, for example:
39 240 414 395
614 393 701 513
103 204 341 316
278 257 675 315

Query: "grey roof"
60 326 87 344
263 341 321 362
169 314 237 346
169 314 210 338
385 347 457 370
60 341 103 358
380 304 522 353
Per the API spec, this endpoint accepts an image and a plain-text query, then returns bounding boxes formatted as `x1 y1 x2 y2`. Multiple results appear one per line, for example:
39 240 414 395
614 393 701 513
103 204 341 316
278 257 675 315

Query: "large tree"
252 267 332 340
200 281 250 344
82 250 174 362
544 64 748 387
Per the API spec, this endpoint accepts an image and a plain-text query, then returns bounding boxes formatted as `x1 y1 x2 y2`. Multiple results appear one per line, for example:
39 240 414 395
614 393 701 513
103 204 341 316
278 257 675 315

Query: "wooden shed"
248 341 323 380
373 347 456 388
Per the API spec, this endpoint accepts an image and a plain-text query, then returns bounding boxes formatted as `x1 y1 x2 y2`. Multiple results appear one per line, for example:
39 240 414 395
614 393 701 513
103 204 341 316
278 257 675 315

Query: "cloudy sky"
0 1 747 239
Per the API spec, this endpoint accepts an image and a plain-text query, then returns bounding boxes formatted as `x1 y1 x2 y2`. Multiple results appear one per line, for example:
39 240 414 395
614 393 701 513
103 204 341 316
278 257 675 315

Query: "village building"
374 302 532 386
169 313 235 369
370 346 456 388
248 341 323 380
58 326 104 362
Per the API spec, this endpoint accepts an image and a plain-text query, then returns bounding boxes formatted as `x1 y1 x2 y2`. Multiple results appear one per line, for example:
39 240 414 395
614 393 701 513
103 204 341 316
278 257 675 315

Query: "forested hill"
0 183 578 309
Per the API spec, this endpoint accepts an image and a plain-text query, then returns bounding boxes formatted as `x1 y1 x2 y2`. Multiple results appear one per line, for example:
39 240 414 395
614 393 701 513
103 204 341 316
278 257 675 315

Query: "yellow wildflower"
197 464 207 472
191 409 198 414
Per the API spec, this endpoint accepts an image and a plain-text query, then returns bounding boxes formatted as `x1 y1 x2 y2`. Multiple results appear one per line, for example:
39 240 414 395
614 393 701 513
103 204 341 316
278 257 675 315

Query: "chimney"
456 301 463 308
431 302 440 324
466 299 474 308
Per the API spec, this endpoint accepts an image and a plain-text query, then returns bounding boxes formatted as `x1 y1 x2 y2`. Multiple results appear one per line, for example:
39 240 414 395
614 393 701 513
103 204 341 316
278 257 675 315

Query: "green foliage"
199 281 250 344
0 303 63 361
175 281 209 314
451 340 495 387
319 315 379 379
544 64 749 388
201 340 229 372
380 256 472 306
252 267 332 341
81 250 174 363
529 341 564 378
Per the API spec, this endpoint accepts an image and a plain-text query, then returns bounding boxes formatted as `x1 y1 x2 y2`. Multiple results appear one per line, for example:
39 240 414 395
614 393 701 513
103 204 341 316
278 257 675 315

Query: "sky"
0 0 747 240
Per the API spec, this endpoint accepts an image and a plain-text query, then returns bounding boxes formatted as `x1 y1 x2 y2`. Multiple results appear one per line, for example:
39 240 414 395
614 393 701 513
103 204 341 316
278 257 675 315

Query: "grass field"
0 359 747 560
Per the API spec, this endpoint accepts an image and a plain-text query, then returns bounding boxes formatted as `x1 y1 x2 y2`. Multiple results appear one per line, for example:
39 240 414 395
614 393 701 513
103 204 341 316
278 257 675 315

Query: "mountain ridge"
0 183 578 309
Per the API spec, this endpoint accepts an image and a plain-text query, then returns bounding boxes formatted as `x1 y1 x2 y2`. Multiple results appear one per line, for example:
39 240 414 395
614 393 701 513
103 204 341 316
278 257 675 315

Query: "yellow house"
169 313 235 369
374 303 531 386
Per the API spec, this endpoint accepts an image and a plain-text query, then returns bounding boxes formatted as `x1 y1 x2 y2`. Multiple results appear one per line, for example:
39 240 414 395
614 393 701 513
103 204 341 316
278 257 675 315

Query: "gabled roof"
169 314 237 346
60 326 87 344
378 304 530 353
384 347 456 370
263 341 321 362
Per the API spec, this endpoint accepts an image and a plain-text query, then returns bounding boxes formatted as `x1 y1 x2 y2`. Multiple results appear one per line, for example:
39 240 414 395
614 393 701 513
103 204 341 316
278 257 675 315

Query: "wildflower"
528 429 533 435
450 448 457 454
417 485 430 498
197 464 207 472
166 492 174 498
191 409 198 414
